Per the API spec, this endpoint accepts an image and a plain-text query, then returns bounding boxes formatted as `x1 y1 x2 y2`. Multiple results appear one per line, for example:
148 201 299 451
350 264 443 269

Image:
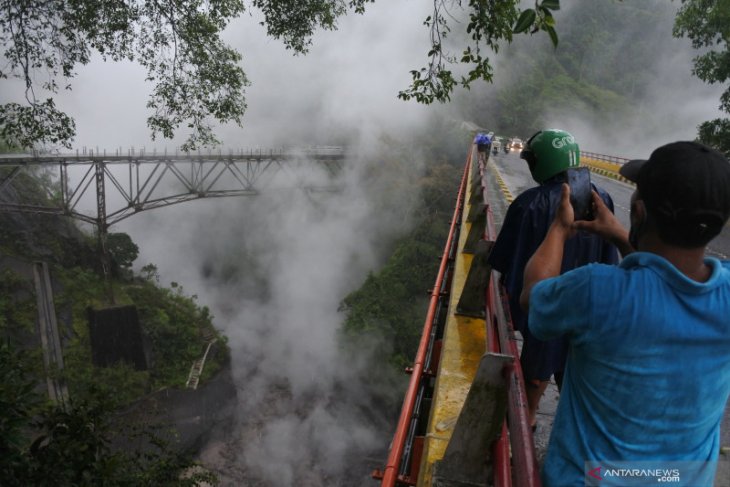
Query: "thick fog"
86 3 437 486
121 153 422 485
449 0 725 158
550 0 725 157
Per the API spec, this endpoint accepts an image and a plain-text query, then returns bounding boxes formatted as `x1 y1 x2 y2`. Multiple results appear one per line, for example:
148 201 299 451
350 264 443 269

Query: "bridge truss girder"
0 152 344 228
0 150 343 303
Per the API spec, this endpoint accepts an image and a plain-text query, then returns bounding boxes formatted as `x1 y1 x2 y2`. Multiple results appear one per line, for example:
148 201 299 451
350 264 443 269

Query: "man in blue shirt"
521 141 730 486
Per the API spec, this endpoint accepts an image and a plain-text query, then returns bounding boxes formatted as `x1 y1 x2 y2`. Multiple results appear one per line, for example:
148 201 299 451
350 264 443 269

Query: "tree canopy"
397 0 560 104
0 0 248 150
0 0 370 151
0 0 727 153
673 0 730 155
0 0 551 150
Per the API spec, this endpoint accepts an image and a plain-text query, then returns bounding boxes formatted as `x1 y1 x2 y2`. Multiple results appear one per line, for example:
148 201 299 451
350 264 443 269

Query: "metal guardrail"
0 146 345 162
580 151 629 165
376 143 540 487
375 151 470 487
580 151 633 184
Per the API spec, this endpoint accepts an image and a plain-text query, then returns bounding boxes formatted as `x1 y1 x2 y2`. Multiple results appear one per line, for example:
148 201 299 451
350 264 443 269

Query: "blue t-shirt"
529 253 730 486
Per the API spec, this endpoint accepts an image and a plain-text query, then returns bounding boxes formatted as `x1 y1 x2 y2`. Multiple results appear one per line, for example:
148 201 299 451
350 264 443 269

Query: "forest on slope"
0 165 229 484
456 0 713 154
339 125 466 380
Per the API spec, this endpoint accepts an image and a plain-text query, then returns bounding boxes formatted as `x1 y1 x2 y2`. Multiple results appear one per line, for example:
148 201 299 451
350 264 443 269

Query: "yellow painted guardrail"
581 151 633 185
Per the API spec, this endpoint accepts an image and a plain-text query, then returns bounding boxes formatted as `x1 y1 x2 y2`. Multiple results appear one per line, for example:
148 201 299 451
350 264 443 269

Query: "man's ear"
631 198 646 226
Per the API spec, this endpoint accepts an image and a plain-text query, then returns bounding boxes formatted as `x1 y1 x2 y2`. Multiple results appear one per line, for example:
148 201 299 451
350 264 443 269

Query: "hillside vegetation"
462 0 690 141
0 169 229 401
0 167 227 485
340 162 463 369
339 120 468 374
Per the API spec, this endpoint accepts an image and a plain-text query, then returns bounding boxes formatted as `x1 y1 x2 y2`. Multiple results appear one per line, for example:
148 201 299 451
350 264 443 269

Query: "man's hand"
573 190 633 256
552 183 576 239
520 184 575 310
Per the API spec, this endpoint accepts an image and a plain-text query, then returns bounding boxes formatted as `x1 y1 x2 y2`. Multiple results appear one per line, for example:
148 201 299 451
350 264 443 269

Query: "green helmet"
520 129 580 183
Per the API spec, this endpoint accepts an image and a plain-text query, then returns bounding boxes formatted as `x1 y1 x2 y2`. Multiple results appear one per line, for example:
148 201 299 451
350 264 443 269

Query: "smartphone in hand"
566 167 593 221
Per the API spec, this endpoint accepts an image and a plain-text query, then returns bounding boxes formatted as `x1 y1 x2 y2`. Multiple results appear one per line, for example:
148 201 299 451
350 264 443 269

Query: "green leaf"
546 25 559 47
543 13 556 27
513 9 537 34
541 0 561 11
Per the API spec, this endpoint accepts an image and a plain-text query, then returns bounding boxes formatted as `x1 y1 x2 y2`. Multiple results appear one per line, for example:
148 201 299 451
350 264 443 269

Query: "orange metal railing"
377 142 541 487
375 152 470 487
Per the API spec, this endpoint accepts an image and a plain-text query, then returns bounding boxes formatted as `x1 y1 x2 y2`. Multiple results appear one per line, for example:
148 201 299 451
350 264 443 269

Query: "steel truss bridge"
0 148 345 230
0 148 345 287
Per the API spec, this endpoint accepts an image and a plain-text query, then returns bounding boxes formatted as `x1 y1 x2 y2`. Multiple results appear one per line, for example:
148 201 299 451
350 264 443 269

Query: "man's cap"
619 141 730 238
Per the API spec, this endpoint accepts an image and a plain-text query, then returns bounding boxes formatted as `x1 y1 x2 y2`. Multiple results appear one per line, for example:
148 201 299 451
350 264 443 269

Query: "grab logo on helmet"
552 134 576 149
568 149 578 167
